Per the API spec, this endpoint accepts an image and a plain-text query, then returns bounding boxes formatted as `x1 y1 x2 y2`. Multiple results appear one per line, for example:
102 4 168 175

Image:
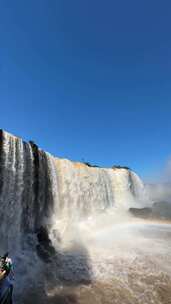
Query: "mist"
143 158 171 221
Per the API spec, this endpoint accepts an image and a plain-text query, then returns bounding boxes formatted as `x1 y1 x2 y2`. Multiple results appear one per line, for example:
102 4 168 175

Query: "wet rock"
129 202 171 220
36 226 56 262
129 207 152 218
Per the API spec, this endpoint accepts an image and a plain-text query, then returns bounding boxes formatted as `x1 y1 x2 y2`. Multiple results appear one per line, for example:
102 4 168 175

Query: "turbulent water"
0 130 171 304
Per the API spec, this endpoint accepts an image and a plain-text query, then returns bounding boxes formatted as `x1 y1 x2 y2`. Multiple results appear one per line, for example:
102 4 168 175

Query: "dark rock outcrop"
129 202 171 220
112 165 130 170
36 226 56 262
129 207 152 218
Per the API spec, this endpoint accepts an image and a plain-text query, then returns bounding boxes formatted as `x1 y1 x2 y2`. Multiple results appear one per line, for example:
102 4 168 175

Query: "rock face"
129 207 152 218
36 226 56 262
129 202 171 220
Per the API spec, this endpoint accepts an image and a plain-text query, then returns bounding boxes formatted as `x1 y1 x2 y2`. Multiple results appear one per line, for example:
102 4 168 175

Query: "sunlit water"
44 215 171 304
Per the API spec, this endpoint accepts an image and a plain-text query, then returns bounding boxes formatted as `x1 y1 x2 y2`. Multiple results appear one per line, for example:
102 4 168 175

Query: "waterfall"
0 130 148 253
0 131 25 250
0 131 55 253
1 130 171 304
1 130 163 304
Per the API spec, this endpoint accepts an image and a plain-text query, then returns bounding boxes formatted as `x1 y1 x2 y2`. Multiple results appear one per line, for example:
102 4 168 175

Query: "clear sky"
0 0 171 180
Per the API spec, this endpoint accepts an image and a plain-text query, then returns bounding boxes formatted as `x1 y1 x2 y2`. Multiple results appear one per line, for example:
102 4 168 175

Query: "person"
0 253 13 304
0 253 13 277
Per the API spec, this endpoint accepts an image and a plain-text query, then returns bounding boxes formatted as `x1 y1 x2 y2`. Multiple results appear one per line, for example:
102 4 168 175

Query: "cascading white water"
0 130 148 253
0 132 25 251
51 158 145 215
44 158 147 249
1 130 170 304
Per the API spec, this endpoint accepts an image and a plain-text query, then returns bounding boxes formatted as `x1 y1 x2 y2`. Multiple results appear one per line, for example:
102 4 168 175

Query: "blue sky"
0 0 171 180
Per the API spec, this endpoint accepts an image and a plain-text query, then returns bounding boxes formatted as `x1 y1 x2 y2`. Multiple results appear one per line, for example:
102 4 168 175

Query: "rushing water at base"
0 130 171 304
